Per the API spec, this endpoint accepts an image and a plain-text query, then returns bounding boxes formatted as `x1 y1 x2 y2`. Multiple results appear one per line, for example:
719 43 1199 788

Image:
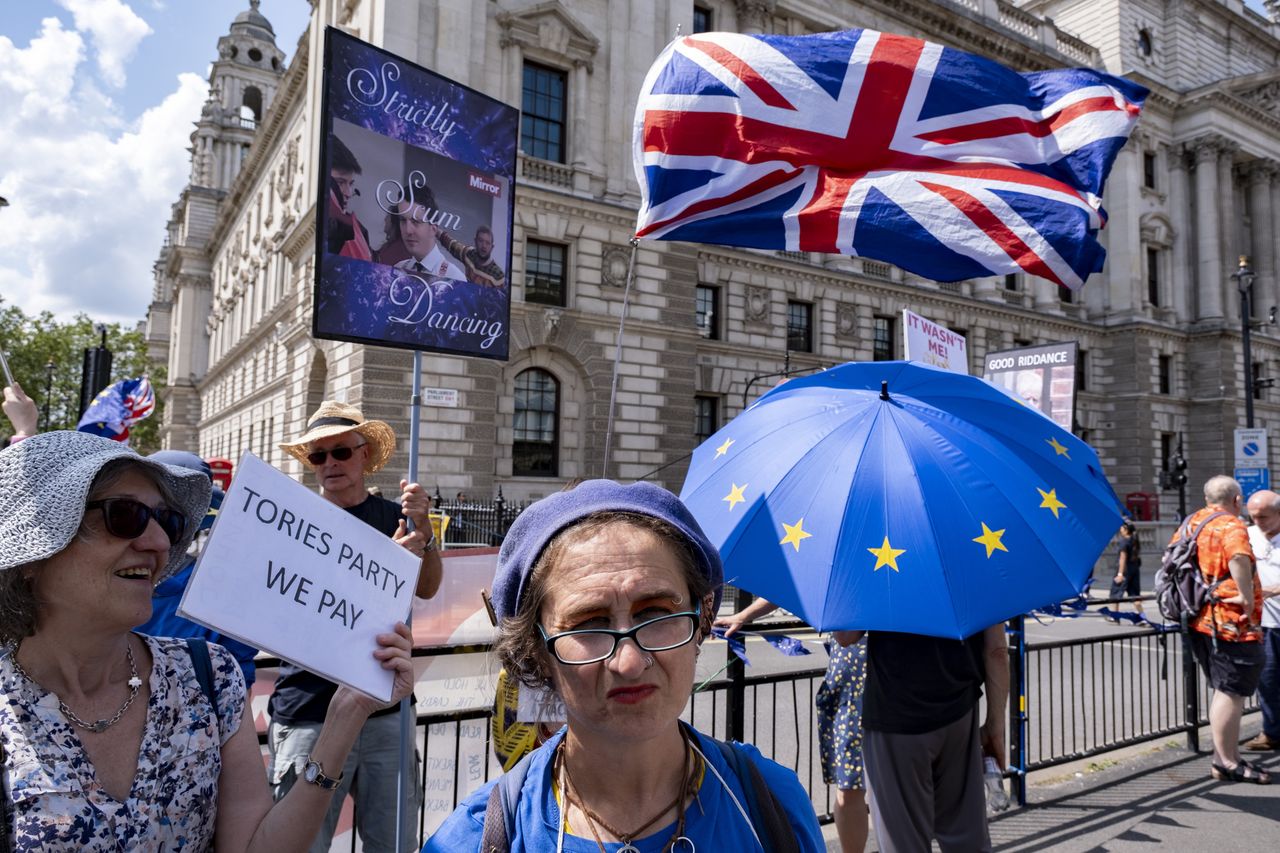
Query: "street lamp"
42 359 55 431
1233 255 1257 428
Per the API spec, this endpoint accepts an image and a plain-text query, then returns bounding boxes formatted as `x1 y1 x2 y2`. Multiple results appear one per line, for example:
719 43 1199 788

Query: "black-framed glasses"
86 498 187 546
540 605 702 665
306 442 366 466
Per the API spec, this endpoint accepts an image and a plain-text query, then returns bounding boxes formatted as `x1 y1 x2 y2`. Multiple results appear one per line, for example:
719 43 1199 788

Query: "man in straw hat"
268 400 443 852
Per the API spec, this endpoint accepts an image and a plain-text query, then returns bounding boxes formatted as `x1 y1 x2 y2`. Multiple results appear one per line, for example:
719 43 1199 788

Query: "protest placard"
313 28 518 360
179 452 420 701
902 308 968 374
982 341 1079 431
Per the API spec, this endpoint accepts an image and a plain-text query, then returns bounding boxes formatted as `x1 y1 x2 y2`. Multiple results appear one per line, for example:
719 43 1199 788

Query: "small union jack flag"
633 30 1147 289
77 376 155 442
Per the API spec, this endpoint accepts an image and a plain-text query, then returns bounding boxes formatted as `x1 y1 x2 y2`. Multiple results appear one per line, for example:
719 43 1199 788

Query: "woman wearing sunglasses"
0 431 415 851
424 479 824 852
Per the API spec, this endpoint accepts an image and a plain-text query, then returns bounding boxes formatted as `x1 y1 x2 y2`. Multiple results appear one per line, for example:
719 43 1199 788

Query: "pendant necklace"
559 730 700 853
10 642 144 734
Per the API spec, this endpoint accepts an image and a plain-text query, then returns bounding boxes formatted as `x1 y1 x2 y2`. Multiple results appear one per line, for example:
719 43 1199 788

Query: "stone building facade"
145 0 1280 516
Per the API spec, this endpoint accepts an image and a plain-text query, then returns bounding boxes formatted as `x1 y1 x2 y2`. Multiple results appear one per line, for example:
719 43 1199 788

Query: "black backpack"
478 730 799 853
1154 511 1229 624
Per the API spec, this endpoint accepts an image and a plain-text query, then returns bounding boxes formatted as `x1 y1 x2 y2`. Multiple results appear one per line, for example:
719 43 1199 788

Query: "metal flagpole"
395 349 423 850
601 238 639 478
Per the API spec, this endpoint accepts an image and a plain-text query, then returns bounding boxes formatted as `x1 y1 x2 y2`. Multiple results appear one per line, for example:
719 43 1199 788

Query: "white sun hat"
0 431 211 580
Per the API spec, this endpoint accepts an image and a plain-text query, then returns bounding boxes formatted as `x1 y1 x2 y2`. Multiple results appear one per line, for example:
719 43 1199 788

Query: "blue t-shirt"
137 560 260 685
422 726 824 852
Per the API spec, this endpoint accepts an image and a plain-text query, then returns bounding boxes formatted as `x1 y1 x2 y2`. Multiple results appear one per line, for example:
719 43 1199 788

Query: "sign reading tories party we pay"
179 453 420 701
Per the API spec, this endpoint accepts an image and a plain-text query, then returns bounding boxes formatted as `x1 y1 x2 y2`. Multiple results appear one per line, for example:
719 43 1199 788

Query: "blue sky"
0 1 311 324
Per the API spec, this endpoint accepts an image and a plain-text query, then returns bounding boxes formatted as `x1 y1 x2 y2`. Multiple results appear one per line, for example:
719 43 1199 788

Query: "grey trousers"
863 707 991 853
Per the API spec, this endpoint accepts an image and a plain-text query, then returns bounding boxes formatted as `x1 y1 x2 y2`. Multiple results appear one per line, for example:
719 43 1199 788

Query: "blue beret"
491 480 724 621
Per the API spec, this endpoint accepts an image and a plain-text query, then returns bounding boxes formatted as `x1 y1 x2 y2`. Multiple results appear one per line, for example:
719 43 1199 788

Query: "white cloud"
57 0 154 88
0 20 207 324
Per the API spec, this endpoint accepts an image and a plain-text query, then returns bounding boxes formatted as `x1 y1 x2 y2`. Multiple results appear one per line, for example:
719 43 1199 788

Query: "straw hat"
279 400 396 473
0 431 211 581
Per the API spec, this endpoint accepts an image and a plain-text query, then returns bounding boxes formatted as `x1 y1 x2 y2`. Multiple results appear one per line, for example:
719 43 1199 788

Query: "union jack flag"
77 376 155 443
633 30 1147 289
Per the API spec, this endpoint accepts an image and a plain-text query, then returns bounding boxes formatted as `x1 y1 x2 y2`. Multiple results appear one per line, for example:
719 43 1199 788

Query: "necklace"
559 730 700 853
10 642 144 734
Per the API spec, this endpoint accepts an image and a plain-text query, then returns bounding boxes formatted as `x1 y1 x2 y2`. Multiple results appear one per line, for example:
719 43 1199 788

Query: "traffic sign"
1235 467 1270 499
1234 428 1268 465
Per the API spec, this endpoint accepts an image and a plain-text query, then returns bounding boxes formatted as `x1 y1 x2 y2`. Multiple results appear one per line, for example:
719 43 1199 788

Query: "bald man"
1245 489 1280 751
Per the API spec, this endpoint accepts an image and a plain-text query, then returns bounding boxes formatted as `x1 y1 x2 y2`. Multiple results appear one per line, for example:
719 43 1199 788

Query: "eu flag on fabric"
633 29 1148 289
77 376 155 442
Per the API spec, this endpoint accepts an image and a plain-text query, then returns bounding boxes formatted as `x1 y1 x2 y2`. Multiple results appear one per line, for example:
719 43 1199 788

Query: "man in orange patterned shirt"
1180 475 1269 784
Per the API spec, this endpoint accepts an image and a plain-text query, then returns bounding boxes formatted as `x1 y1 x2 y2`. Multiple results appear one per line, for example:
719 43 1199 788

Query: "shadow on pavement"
991 747 1280 851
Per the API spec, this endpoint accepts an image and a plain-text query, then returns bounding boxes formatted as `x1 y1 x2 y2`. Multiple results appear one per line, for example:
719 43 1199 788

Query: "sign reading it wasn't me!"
179 453 420 701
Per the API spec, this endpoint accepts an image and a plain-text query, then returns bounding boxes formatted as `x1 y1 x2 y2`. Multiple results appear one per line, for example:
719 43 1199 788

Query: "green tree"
0 296 165 452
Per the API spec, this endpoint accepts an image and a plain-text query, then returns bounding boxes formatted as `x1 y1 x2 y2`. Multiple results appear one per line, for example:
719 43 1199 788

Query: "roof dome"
231 0 276 41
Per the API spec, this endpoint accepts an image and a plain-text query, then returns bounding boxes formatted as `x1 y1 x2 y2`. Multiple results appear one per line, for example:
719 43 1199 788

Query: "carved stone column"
735 0 776 34
1168 144 1192 322
1193 139 1223 320
1247 161 1278 317
1219 143 1240 322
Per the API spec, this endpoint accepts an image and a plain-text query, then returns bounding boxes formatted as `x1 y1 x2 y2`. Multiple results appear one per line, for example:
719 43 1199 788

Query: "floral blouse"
0 635 245 851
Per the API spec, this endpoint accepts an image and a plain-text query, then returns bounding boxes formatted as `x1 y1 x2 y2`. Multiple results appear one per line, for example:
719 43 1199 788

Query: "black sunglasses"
85 498 187 546
306 442 366 466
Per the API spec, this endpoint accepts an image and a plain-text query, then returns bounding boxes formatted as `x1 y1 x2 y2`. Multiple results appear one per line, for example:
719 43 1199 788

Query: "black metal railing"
430 492 533 548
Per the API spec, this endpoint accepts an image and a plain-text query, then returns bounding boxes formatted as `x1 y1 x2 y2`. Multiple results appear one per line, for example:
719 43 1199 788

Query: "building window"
696 285 719 340
1076 348 1088 391
521 62 567 163
873 316 895 361
1158 354 1172 395
1143 152 1156 189
1004 273 1019 291
1137 28 1153 58
525 240 567 306
1147 247 1160 306
1060 286 1073 305
786 300 813 352
513 368 559 476
693 5 713 33
694 395 719 445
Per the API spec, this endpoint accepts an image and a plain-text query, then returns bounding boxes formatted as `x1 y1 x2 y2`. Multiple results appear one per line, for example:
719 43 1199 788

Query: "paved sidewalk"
823 725 1280 851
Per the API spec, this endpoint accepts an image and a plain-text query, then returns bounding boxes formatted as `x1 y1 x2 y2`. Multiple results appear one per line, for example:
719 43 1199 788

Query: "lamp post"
1234 255 1257 428
42 359 55 431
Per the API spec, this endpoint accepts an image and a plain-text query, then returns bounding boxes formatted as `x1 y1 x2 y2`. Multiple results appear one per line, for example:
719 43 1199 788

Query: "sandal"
1211 759 1273 784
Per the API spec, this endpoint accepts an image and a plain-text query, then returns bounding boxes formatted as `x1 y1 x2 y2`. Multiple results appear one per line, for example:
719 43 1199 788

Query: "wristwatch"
424 533 439 553
302 756 343 790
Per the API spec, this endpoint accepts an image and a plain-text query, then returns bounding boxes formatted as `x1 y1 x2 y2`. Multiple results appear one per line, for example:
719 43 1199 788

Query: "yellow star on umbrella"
1038 487 1067 518
973 522 1009 558
780 518 812 552
715 437 735 458
867 536 906 572
1046 437 1070 458
723 483 747 511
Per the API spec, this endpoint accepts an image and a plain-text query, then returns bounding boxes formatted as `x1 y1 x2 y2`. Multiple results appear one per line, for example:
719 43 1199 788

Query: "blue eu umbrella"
680 361 1123 639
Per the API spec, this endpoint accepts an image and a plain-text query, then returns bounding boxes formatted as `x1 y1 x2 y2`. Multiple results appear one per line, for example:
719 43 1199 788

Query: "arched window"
241 86 263 125
1137 28 1153 57
513 368 559 476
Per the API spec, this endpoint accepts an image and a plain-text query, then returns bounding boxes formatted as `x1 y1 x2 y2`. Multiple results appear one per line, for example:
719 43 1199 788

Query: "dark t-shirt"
1119 535 1141 571
268 494 405 725
862 630 987 735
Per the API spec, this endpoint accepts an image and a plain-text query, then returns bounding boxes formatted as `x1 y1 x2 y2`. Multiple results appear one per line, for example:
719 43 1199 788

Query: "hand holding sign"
331 622 416 718
2 379 38 437
179 453 421 701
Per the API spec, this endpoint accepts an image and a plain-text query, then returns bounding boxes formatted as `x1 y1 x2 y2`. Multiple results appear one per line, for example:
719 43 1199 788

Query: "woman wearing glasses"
424 479 824 852
0 431 415 851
